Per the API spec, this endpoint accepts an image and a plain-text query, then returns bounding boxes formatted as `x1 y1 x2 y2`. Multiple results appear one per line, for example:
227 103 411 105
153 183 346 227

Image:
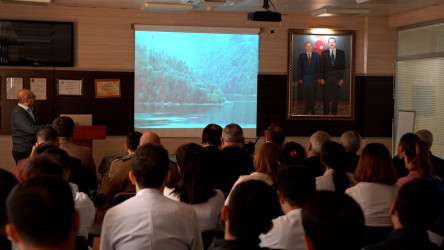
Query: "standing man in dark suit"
11 89 50 163
298 41 320 115
320 37 346 115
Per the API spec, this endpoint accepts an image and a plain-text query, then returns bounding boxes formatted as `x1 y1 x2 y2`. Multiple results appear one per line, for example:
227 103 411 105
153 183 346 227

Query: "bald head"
17 89 36 106
416 129 433 149
139 132 160 146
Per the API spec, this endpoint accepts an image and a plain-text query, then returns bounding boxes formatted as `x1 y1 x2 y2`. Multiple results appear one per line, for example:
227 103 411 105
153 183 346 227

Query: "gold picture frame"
287 29 355 120
95 79 121 98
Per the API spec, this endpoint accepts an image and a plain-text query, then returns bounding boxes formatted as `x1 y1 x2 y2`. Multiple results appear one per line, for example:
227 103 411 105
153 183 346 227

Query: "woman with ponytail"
316 141 355 192
397 140 439 186
163 143 224 248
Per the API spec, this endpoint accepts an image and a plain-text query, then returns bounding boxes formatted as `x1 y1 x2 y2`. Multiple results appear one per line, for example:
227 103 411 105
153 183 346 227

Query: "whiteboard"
394 110 415 155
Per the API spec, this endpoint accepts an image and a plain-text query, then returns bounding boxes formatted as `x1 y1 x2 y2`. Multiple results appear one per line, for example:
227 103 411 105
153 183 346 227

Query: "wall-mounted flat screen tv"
0 20 74 67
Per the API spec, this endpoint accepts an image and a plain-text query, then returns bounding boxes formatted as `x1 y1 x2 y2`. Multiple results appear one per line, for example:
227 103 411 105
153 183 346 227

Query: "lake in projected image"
134 26 259 134
135 94 257 128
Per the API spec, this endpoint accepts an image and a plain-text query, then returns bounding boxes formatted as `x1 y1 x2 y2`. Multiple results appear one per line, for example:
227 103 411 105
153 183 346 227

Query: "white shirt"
316 169 356 191
100 188 203 250
163 188 225 231
345 182 399 227
69 182 96 238
224 172 274 206
259 208 307 250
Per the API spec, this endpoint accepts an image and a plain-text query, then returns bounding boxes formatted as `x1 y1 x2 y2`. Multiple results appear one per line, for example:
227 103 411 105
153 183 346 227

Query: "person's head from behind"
308 131 331 155
320 141 346 171
36 127 59 146
277 165 315 209
139 131 161 146
6 176 78 250
224 180 281 241
395 178 443 230
0 169 18 235
302 191 365 250
354 143 397 185
126 131 143 152
415 129 433 150
253 142 281 182
404 140 433 178
321 141 349 192
19 155 65 182
174 143 215 204
52 116 75 138
202 123 222 147
340 131 361 154
397 133 420 157
131 144 170 189
221 123 244 147
280 141 307 166
266 123 285 145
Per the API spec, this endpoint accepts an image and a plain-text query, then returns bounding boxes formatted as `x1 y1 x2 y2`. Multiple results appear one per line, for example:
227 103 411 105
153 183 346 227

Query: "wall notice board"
0 69 134 135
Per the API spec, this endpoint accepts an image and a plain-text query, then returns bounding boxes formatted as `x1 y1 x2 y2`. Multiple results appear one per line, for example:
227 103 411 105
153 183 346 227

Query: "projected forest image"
134 30 259 129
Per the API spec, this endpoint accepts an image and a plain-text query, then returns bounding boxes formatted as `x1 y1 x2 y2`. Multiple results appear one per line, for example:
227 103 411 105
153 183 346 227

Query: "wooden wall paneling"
257 74 364 137
0 4 383 75
388 3 444 28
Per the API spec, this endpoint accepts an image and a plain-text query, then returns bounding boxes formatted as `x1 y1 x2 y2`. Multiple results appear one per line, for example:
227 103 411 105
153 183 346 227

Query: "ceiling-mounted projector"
247 0 281 22
247 11 281 22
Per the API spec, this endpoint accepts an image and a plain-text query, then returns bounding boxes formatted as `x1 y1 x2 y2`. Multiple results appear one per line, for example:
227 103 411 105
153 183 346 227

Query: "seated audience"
97 152 128 179
265 123 285 146
416 129 444 181
10 127 89 193
393 133 420 178
346 143 399 244
364 178 443 250
19 152 95 241
259 165 315 250
163 143 225 248
53 116 97 191
202 123 222 155
316 141 355 192
100 144 203 250
104 131 160 205
208 180 282 250
305 131 331 177
340 130 362 173
225 142 281 205
216 123 254 193
302 191 366 250
201 124 223 187
280 141 307 166
397 140 437 187
6 176 79 250
0 169 18 250
109 131 142 180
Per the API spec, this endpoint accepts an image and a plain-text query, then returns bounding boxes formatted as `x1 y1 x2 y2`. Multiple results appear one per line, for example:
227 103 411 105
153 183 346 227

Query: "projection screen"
134 25 259 138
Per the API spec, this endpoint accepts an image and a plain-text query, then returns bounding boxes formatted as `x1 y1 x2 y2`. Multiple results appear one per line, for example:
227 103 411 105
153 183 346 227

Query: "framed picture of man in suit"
287 29 355 120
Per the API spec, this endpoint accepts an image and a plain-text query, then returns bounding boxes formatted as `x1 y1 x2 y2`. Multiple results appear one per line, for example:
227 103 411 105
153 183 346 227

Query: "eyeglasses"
29 95 36 99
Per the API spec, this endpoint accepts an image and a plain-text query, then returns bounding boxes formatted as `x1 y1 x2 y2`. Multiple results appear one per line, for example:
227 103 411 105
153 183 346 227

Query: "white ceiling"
2 0 443 16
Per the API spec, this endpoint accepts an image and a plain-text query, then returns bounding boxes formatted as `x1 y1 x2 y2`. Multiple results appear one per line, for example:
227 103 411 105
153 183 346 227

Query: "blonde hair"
253 142 280 182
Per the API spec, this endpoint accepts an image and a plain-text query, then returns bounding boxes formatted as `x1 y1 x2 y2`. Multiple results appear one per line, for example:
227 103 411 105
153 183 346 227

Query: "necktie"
331 51 335 66
308 53 311 65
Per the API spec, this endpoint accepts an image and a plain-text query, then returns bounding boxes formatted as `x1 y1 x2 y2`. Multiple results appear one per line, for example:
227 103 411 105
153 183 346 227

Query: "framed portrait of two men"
287 29 355 120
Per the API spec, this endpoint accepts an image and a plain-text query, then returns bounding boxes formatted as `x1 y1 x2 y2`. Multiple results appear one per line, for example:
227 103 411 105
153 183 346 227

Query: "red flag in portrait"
314 36 326 54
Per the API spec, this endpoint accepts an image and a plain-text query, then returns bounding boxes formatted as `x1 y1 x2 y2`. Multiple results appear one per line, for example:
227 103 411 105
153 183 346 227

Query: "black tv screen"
0 20 73 67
